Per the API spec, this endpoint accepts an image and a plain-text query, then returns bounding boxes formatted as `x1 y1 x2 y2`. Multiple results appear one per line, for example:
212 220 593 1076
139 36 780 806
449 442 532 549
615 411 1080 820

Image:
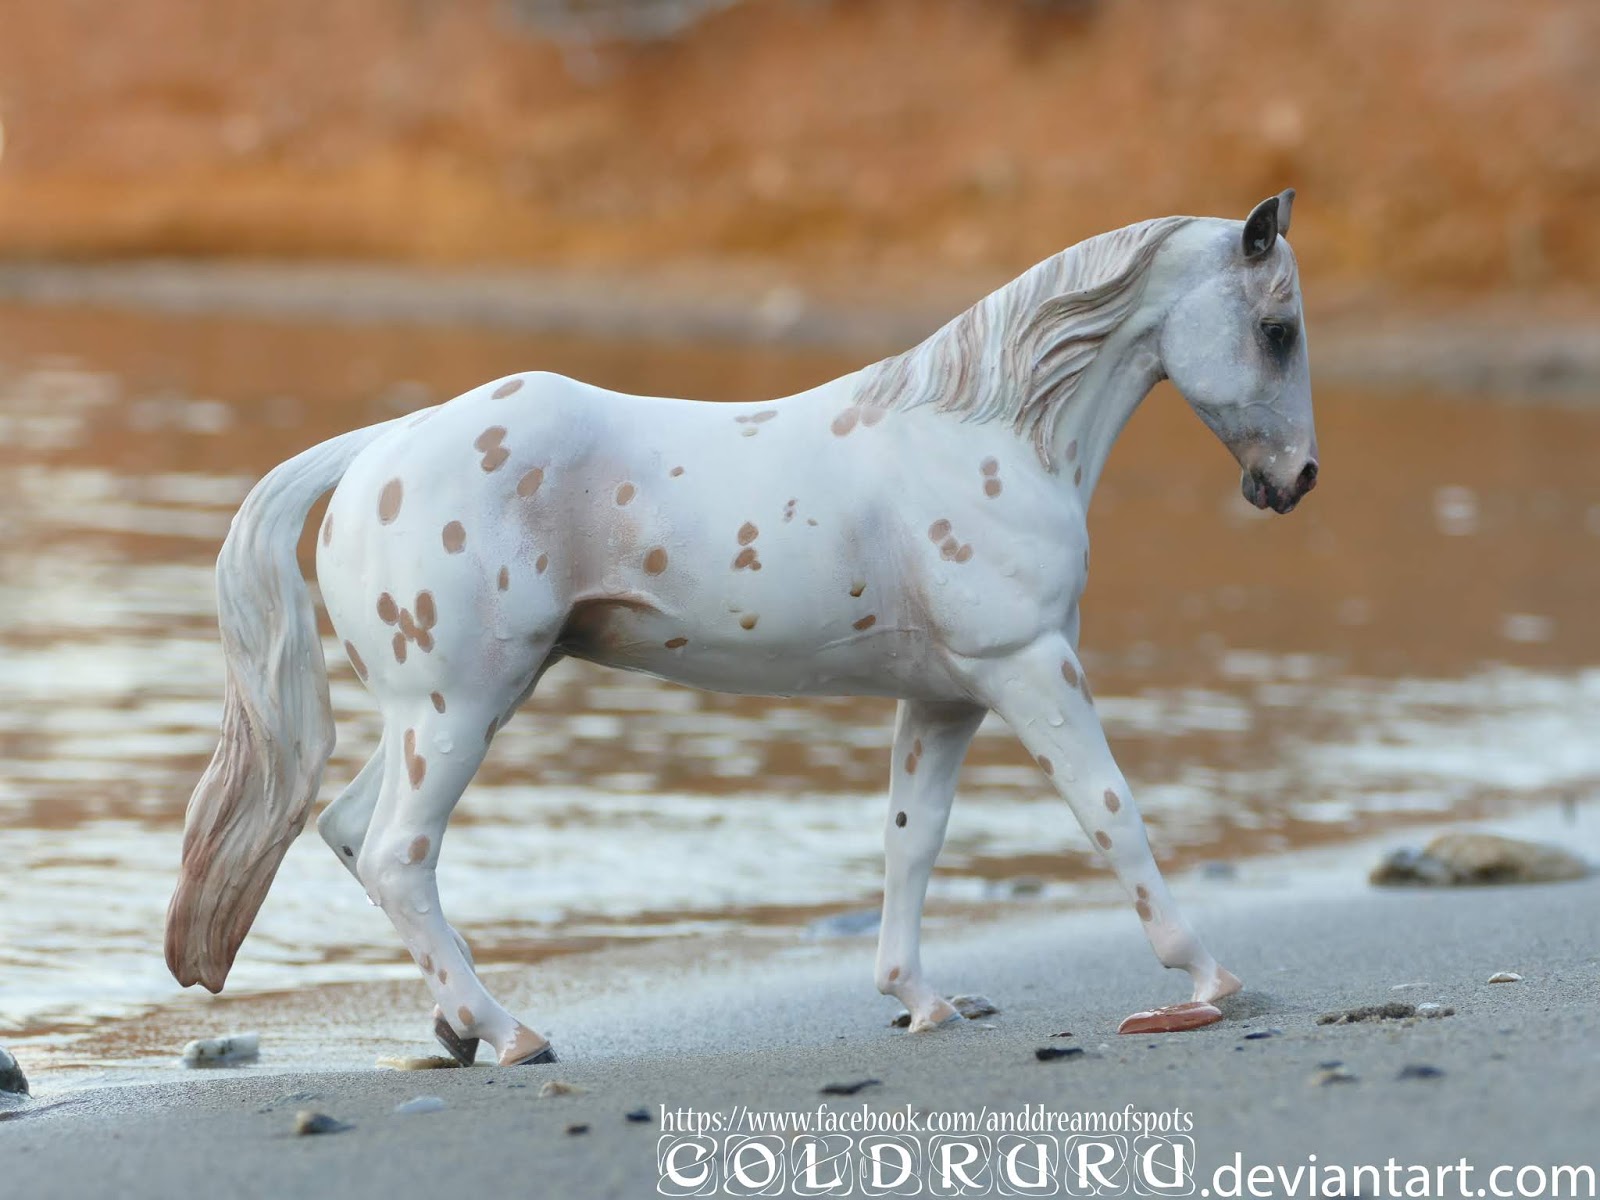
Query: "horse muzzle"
1241 459 1318 514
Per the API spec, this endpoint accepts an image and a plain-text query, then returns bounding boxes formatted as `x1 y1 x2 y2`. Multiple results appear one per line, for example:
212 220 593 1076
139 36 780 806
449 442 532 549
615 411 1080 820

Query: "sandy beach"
4 807 1596 1198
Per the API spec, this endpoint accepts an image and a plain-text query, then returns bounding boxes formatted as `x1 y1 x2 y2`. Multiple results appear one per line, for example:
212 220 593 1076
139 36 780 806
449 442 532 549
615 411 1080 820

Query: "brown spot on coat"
739 614 759 630
420 954 434 974
831 408 859 437
442 521 467 553
1104 789 1122 814
644 546 669 575
344 641 368 680
853 614 877 631
1136 884 1150 900
1095 831 1113 850
904 752 917 775
438 968 449 984
1074 466 1084 486
535 553 549 574
954 544 973 563
415 591 437 629
665 636 688 649
984 478 1003 498
669 465 685 477
399 609 420 641
981 458 999 477
737 522 759 545
475 427 509 472
615 482 636 506
888 966 901 980
733 547 758 570
940 537 960 560
1061 659 1079 688
516 467 544 497
1136 900 1154 922
406 834 430 864
751 410 777 424
393 633 408 663
913 739 923 756
378 479 404 524
457 1005 475 1030
403 729 427 789
849 581 866 597
895 811 907 827
929 519 952 542
414 628 434 653
1038 755 1055 777
492 377 523 399
430 692 446 713
498 566 510 591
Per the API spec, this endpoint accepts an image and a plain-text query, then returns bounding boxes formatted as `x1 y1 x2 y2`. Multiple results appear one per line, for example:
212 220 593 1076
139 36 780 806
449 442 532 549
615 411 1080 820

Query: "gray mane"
853 215 1194 468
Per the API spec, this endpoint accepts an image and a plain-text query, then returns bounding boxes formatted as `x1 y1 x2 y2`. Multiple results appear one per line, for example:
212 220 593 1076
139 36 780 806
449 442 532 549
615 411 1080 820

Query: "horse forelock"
853 216 1194 468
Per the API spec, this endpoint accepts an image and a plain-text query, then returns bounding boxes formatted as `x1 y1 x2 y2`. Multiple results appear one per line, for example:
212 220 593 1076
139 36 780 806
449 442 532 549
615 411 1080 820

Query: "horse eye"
1260 320 1294 346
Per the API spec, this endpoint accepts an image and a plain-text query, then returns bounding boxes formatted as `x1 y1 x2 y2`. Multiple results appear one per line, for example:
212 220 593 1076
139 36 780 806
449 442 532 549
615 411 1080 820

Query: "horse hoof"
503 1044 559 1067
433 1014 480 1066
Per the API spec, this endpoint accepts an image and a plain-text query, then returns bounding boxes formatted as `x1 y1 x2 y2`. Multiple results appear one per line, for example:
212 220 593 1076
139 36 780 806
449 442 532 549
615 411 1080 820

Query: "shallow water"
3 302 1600 1066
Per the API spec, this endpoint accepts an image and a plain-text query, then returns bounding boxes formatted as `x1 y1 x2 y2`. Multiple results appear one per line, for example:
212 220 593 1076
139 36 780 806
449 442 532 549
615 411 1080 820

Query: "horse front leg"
971 637 1241 1005
874 699 987 1031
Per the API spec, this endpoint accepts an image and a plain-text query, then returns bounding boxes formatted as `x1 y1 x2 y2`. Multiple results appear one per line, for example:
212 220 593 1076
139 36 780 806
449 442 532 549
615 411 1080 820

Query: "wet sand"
5 808 1597 1199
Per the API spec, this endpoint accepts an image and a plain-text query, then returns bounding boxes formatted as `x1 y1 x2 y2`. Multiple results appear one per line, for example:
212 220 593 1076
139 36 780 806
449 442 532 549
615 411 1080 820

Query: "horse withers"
166 191 1315 1064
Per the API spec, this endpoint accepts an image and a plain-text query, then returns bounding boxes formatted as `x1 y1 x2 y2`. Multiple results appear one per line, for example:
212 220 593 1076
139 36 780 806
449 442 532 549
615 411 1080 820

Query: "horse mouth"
1241 465 1316 514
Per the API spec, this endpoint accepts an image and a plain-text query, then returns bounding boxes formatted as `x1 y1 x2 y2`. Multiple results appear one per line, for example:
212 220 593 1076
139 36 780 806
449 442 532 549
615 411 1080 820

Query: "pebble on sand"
0 1047 27 1097
1036 1046 1085 1061
625 1108 652 1123
539 1080 580 1098
1397 1064 1446 1080
393 1096 446 1115
181 1032 260 1067
1371 833 1588 888
1313 1067 1358 1086
1117 1001 1224 1035
820 1078 881 1095
293 1111 347 1135
1488 971 1523 984
566 1123 590 1135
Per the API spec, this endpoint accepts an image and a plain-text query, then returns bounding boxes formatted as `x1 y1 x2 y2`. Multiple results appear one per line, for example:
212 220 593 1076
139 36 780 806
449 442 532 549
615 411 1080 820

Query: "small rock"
1371 833 1588 888
1397 1064 1445 1080
0 1048 28 1097
181 1032 260 1067
293 1110 347 1135
949 994 1000 1020
1488 972 1522 984
820 1079 880 1096
393 1096 446 1115
1243 1028 1282 1040
1313 1067 1358 1086
625 1108 651 1124
1049 1031 1073 1039
566 1123 590 1135
1415 1003 1454 1018
539 1080 580 1098
375 1055 461 1071
1318 1002 1416 1025
1035 1046 1084 1062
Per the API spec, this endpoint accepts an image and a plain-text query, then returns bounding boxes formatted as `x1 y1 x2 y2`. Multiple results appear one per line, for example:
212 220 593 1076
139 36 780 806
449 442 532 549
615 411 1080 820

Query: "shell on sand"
1117 1000 1224 1035
376 1055 462 1071
180 1032 260 1066
1371 833 1589 887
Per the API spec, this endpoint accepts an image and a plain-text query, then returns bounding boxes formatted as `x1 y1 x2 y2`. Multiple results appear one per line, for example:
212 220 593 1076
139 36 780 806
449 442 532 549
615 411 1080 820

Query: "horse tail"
165 420 396 992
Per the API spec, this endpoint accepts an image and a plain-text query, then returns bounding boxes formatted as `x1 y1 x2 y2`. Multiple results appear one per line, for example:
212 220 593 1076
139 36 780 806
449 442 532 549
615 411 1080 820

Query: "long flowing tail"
165 419 397 992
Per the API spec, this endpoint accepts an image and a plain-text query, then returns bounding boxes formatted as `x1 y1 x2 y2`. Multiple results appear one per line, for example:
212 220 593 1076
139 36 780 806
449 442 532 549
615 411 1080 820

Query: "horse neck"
1049 326 1165 502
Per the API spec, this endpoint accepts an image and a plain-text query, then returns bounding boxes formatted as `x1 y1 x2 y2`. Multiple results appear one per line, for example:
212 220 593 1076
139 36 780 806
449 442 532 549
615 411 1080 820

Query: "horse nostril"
1297 460 1319 494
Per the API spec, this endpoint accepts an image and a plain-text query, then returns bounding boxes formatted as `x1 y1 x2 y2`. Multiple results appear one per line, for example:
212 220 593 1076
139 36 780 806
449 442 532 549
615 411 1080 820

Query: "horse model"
167 192 1317 1066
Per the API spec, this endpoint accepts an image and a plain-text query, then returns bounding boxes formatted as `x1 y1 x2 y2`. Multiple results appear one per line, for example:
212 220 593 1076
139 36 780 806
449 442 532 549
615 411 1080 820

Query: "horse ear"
1241 194 1280 260
1276 187 1295 235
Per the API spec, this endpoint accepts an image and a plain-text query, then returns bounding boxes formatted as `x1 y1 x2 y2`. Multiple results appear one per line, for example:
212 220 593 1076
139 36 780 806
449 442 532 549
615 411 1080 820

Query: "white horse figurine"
167 192 1317 1065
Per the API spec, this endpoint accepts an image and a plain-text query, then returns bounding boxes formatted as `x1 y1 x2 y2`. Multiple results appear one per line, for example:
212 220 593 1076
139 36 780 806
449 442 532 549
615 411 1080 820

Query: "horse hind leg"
318 737 482 1062
357 701 555 1068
